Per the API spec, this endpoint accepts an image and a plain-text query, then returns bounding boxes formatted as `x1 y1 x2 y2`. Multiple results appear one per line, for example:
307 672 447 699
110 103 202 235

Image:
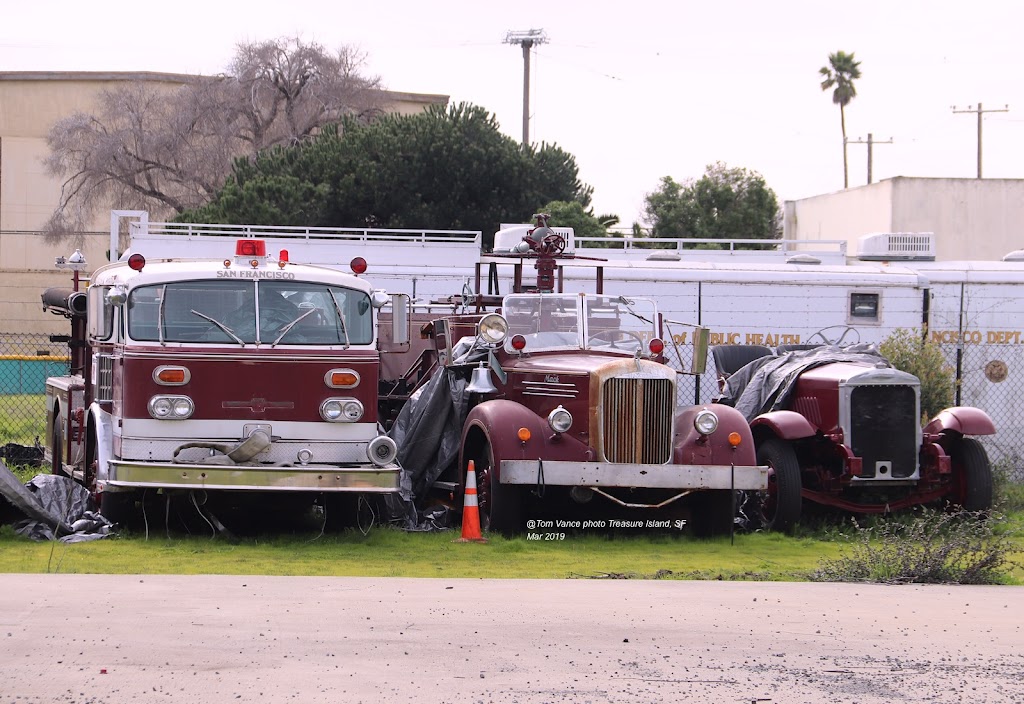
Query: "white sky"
3 0 1020 227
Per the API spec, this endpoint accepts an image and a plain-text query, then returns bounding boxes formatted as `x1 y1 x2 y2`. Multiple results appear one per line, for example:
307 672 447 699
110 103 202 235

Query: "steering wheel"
587 329 645 348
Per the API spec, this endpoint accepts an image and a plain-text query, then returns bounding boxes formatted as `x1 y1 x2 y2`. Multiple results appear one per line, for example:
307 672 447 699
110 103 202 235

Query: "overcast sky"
3 0 1020 227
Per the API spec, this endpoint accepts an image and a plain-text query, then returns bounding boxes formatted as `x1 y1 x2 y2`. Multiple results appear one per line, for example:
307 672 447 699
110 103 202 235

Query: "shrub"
879 328 954 420
811 509 1017 585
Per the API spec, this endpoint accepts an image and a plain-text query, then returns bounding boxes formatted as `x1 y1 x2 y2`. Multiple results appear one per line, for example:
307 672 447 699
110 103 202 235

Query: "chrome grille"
602 378 674 463
95 354 114 402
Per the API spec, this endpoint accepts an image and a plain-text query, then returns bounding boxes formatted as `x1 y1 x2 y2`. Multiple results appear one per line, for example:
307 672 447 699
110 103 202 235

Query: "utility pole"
846 133 893 184
952 102 1009 178
504 29 548 146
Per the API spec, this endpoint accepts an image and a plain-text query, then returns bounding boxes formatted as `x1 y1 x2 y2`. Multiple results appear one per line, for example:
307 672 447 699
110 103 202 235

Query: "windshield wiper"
271 308 318 347
191 310 246 345
328 289 351 349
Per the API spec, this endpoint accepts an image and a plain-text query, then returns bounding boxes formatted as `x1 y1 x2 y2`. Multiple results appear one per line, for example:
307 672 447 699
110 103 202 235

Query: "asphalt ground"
1 575 1022 703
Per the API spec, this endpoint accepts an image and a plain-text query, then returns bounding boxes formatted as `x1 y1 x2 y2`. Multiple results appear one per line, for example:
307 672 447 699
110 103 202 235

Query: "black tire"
754 437 803 532
690 490 735 538
50 418 65 477
950 437 993 512
99 490 137 527
471 441 522 536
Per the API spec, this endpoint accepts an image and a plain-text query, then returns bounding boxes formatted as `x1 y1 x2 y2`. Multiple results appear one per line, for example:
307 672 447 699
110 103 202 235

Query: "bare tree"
44 36 383 240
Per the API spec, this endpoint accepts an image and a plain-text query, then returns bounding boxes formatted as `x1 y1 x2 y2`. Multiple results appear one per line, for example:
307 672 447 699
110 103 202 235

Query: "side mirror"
691 327 709 375
390 293 410 346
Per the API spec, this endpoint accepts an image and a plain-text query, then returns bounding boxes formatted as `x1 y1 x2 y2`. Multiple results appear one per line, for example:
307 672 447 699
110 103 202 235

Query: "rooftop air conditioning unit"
857 232 936 261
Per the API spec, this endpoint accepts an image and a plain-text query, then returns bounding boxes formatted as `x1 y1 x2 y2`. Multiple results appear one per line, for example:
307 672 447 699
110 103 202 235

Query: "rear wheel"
470 440 522 536
754 438 802 532
950 437 993 512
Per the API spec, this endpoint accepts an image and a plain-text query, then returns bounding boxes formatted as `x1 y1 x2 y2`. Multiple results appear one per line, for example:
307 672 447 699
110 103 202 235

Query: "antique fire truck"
711 344 995 531
386 215 769 535
42 239 406 525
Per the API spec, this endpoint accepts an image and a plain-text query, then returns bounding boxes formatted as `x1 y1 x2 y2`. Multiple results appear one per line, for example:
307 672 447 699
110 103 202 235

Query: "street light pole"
952 102 1010 178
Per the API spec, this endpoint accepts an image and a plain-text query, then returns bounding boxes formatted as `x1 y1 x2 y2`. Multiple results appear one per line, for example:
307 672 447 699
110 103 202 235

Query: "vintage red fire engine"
386 216 769 535
43 239 406 525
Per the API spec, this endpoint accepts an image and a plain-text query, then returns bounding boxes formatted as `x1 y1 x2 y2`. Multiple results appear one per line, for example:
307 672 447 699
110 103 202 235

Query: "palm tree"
819 51 862 189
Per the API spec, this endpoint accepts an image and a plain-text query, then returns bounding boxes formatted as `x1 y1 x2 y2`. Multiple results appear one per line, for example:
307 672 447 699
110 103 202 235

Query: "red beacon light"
235 239 267 258
350 257 368 275
127 253 146 271
279 249 289 262
648 337 665 355
511 334 527 351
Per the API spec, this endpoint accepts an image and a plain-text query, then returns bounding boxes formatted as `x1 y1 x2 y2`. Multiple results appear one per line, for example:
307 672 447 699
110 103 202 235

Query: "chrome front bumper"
500 460 768 491
105 461 401 492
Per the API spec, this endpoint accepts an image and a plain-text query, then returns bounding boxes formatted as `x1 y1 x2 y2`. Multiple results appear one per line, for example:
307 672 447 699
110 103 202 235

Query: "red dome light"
649 337 665 355
511 334 527 350
127 253 146 271
350 257 368 275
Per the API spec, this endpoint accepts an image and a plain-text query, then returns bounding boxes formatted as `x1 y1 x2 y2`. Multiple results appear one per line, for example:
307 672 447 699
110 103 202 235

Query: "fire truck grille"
601 378 674 464
850 385 918 478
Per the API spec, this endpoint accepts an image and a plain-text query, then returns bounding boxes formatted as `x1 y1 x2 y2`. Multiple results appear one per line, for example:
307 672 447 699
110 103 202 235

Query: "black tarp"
720 344 890 421
0 462 113 542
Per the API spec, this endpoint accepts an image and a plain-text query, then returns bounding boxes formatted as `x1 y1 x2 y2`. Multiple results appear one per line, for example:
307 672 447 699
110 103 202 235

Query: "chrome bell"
466 362 498 394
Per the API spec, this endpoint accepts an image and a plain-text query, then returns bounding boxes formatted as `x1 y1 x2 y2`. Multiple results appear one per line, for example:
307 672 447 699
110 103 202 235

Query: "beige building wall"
783 176 1024 262
0 72 448 336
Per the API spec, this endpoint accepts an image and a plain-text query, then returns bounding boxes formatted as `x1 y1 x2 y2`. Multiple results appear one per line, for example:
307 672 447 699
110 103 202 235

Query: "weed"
812 508 1020 585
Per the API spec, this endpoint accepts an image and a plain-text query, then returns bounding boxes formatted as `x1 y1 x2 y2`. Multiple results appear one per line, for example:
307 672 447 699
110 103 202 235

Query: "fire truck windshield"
501 293 657 353
127 279 373 345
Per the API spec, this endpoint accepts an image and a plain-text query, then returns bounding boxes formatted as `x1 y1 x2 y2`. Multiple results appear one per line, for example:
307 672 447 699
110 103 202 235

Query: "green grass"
0 394 48 446
2 464 1022 583
0 525 849 580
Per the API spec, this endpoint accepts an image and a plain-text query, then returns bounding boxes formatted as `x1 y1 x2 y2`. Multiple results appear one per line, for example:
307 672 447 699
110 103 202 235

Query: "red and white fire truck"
43 237 407 526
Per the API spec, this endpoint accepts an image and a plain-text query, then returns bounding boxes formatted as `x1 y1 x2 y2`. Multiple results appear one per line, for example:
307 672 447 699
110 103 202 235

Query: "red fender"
750 410 819 441
923 406 996 437
675 405 758 465
460 399 592 476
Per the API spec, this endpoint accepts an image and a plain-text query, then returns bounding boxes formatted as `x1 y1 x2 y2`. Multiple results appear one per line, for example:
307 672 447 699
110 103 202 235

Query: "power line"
951 102 1010 178
846 133 893 184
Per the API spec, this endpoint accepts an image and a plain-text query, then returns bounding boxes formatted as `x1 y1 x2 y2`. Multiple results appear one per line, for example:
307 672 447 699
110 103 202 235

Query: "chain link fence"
0 332 70 447
945 341 1024 482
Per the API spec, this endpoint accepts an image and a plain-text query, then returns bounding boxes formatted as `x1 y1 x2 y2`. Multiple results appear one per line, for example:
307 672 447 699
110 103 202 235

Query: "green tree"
819 50 862 189
642 162 780 246
879 328 954 421
180 103 592 250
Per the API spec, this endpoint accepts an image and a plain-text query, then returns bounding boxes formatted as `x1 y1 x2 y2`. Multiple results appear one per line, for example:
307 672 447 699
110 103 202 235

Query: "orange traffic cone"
454 460 488 543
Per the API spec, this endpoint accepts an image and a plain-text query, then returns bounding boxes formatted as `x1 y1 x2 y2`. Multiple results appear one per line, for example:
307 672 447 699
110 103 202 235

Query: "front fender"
87 403 115 486
924 406 996 437
674 404 758 465
461 399 591 471
750 410 819 441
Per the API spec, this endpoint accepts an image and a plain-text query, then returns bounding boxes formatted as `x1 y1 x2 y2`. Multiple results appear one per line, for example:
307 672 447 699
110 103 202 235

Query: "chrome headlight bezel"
693 409 719 436
147 395 195 420
320 397 364 423
547 405 573 434
477 313 509 346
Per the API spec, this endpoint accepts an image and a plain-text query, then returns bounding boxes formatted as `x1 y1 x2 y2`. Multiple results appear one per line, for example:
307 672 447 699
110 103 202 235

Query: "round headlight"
171 398 194 418
321 399 343 421
547 406 573 434
694 409 719 435
150 397 172 418
478 313 509 345
342 399 364 422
